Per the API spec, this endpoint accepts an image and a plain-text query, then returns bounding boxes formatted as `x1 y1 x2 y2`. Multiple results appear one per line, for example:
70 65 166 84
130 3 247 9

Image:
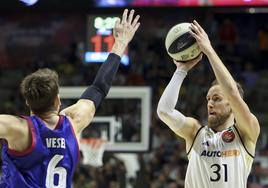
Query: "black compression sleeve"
80 53 121 108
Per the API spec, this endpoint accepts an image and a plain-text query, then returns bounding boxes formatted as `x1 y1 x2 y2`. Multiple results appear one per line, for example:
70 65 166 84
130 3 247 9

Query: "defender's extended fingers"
122 9 128 24
133 22 140 33
128 9 135 24
113 18 120 37
132 15 140 27
115 18 120 28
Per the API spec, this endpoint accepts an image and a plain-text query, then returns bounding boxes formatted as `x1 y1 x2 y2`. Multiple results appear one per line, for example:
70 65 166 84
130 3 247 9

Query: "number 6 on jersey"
46 155 67 188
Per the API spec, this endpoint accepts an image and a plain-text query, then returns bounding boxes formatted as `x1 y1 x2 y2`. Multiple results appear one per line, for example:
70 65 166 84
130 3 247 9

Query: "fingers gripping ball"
165 23 201 62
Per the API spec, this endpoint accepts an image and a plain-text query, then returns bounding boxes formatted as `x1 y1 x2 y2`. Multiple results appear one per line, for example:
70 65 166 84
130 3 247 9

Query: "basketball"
165 22 201 62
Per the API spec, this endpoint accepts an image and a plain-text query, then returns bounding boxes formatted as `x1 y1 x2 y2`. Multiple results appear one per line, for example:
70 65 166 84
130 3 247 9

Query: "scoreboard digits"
85 16 129 65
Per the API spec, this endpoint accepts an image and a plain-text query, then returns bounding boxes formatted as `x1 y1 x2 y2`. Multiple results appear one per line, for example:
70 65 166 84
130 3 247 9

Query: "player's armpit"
177 117 202 153
60 99 95 134
158 112 201 153
174 117 201 143
157 108 201 142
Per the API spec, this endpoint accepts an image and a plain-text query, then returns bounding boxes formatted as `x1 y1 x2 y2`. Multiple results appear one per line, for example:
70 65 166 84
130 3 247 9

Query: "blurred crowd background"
0 1 268 188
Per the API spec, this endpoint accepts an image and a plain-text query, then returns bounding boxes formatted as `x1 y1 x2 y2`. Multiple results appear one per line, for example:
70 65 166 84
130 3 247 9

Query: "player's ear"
25 100 29 107
55 94 61 108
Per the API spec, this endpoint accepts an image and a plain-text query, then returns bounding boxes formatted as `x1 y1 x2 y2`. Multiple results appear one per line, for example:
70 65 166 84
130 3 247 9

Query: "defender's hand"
113 9 140 46
173 53 203 72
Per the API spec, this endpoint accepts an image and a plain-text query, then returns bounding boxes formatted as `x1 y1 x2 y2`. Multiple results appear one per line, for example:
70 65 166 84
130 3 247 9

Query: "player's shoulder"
0 114 27 125
0 114 29 140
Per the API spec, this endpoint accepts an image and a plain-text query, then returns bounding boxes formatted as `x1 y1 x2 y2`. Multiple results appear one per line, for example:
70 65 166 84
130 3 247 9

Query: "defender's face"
206 85 232 129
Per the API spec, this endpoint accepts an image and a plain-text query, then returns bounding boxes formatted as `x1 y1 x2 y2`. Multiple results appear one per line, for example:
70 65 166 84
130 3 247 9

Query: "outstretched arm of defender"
157 54 202 149
61 9 140 134
189 20 260 144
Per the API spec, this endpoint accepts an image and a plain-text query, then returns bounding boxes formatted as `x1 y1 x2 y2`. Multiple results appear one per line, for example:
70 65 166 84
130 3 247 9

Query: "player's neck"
35 111 58 118
32 111 60 129
213 114 235 132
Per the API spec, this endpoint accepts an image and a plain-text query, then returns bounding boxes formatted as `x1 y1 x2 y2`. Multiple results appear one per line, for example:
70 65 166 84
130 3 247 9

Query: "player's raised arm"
157 54 202 148
189 20 260 145
61 9 140 134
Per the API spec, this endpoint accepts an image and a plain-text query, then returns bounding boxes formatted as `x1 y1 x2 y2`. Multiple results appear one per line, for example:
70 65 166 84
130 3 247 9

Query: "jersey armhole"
186 126 204 156
233 125 254 159
8 116 37 157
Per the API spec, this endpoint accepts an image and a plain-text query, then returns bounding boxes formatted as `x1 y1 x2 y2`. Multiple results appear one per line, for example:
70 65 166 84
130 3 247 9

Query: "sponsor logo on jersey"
200 149 240 157
222 129 235 143
202 141 210 147
46 138 66 149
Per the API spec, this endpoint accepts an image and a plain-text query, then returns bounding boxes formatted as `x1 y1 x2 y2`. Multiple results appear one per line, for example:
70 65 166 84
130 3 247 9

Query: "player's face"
206 85 232 129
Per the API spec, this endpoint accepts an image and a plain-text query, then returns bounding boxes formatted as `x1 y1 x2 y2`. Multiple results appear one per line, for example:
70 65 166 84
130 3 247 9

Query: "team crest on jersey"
221 128 235 143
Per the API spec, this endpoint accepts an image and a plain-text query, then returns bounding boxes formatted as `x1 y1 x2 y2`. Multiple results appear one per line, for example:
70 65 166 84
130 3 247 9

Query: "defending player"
157 20 260 188
0 9 140 188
